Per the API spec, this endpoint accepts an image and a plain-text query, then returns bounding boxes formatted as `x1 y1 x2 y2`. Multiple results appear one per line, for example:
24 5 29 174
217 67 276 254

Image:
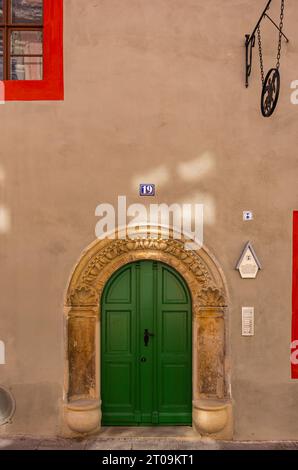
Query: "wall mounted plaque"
236 241 261 279
0 341 5 365
242 307 255 336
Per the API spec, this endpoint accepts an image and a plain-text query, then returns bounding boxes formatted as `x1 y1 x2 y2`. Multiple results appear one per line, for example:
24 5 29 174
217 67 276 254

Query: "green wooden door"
101 260 192 425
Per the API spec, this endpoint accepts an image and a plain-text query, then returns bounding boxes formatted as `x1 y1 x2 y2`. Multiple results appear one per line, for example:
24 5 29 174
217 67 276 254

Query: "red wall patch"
292 211 298 379
4 0 63 101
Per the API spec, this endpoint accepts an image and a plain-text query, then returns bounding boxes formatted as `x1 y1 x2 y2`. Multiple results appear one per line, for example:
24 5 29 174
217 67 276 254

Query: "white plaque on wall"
236 241 261 279
242 307 254 336
0 341 5 364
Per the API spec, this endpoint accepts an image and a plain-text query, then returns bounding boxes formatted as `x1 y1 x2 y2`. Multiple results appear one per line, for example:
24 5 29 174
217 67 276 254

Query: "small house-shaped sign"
236 242 262 279
0 341 5 365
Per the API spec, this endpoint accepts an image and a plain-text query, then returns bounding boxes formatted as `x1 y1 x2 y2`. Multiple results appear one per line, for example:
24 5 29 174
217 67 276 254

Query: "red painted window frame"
292 211 298 379
3 0 63 101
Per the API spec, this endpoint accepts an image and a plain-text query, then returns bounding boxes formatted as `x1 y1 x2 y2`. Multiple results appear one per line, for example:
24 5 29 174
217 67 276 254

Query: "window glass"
11 0 43 24
11 56 42 80
0 1 3 23
11 31 42 80
11 30 42 55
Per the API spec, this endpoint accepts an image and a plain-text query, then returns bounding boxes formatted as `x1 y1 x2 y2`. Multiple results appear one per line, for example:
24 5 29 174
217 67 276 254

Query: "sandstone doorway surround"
63 226 233 439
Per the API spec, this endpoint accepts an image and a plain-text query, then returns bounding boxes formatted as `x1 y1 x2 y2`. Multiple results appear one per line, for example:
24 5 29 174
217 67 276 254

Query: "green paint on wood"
101 261 192 425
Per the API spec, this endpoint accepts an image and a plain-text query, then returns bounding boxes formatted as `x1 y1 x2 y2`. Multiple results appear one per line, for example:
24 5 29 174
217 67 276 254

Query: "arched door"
101 260 192 426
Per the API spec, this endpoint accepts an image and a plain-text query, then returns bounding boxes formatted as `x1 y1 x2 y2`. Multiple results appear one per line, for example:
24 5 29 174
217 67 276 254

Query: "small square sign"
139 184 155 196
243 211 253 221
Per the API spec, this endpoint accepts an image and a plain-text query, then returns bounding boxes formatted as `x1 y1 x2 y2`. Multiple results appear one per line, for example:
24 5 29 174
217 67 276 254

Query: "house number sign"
139 184 155 196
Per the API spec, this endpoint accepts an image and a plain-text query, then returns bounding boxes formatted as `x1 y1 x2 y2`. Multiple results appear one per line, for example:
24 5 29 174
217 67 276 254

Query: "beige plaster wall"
0 0 298 439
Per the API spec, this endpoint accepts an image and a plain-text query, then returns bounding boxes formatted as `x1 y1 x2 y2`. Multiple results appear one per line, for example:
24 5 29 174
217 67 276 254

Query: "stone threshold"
97 426 197 439
1 430 298 450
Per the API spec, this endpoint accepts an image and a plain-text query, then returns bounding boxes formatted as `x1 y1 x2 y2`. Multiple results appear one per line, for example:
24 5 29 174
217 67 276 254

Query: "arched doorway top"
65 226 228 310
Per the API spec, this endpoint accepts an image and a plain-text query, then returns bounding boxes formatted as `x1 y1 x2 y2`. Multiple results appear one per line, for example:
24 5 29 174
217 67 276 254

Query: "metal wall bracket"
245 0 289 87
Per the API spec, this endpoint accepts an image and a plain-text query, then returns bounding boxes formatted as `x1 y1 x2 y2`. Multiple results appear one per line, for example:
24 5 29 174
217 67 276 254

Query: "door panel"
104 363 132 405
138 261 155 423
101 261 192 426
162 267 188 303
101 266 137 424
157 264 192 424
161 311 188 353
105 310 131 353
105 268 132 304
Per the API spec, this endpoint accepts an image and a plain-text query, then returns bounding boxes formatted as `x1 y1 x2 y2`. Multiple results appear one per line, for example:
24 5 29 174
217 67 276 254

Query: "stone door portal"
63 227 233 439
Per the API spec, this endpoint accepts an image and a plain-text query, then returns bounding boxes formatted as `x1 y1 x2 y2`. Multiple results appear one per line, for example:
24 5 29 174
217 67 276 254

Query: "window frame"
292 211 298 379
0 0 44 80
3 0 63 100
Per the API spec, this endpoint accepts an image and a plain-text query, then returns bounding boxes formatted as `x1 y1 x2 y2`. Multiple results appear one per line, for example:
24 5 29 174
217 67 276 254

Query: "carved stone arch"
63 227 232 439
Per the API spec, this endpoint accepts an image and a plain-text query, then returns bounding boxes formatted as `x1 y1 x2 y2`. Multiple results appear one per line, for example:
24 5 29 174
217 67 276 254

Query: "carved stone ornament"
68 285 98 307
66 237 225 308
197 287 227 308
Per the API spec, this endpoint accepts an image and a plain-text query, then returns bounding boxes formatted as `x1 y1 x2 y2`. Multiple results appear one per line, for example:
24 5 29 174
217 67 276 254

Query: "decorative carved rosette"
68 285 98 307
197 286 227 309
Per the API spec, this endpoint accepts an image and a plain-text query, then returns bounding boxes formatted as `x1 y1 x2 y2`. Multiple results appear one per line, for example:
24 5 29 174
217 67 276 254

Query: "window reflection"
11 31 42 55
10 30 43 80
11 56 42 80
11 0 43 24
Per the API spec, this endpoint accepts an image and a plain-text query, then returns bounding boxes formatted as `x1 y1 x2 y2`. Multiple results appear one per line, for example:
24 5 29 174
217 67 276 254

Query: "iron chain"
257 0 285 83
257 25 264 85
276 0 284 69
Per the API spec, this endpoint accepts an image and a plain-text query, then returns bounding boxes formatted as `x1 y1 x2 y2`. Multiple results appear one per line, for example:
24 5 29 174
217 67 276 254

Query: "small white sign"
242 307 254 336
0 341 5 364
243 211 253 221
236 242 261 279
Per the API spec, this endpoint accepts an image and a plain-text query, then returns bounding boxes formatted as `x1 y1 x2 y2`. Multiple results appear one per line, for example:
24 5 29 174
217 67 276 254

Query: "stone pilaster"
192 303 231 438
197 306 225 399
67 308 97 399
65 308 100 434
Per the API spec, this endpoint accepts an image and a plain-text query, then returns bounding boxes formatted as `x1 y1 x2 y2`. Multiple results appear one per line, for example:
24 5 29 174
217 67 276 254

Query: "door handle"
144 328 154 347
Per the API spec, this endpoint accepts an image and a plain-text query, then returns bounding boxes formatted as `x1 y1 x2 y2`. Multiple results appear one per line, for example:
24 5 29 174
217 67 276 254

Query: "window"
2 0 63 100
0 0 43 80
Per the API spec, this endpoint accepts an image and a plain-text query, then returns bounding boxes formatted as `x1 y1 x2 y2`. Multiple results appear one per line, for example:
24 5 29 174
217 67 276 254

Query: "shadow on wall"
131 150 216 225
